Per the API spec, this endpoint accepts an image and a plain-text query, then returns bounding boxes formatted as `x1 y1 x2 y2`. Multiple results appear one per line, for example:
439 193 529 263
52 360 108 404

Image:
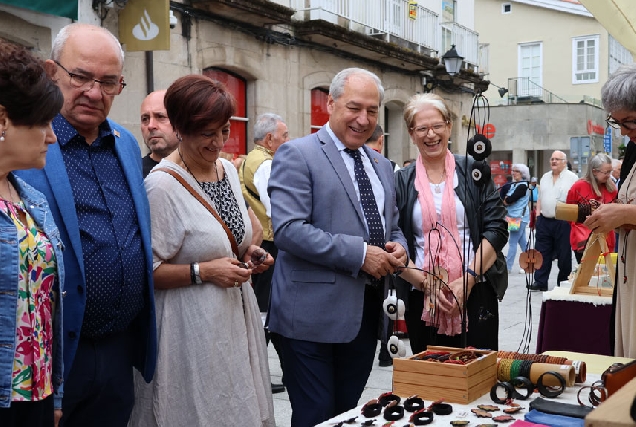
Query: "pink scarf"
414 151 464 336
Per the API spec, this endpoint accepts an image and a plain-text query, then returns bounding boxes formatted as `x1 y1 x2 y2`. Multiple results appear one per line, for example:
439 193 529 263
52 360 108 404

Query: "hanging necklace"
178 147 219 187
431 171 446 194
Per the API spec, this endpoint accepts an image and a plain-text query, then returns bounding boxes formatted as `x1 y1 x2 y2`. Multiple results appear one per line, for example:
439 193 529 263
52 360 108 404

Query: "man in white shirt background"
529 150 578 291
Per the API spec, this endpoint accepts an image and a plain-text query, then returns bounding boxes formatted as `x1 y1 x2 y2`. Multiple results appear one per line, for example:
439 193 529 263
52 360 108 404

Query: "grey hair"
403 93 451 129
329 68 384 104
253 113 284 142
512 163 530 181
612 158 621 168
51 23 124 66
601 64 636 113
584 153 616 196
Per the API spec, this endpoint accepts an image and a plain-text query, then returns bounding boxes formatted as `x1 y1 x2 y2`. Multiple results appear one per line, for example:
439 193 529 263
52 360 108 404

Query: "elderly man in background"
239 112 289 394
268 68 407 426
17 23 156 427
365 124 399 172
140 90 179 177
529 150 578 291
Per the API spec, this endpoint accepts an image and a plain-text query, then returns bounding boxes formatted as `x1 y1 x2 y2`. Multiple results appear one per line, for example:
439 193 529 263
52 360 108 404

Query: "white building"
475 0 634 181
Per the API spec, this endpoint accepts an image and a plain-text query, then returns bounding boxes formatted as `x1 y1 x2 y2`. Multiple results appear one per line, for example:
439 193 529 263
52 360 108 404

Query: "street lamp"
442 45 464 76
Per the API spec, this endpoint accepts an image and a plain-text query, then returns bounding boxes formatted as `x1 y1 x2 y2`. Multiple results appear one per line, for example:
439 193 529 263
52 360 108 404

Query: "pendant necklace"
433 172 446 194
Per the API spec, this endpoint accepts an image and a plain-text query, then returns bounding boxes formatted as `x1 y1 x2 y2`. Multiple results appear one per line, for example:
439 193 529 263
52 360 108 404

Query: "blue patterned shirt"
54 114 146 339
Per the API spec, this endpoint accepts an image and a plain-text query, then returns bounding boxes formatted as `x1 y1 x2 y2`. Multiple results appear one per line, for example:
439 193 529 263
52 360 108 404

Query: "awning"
0 0 77 20
578 0 636 55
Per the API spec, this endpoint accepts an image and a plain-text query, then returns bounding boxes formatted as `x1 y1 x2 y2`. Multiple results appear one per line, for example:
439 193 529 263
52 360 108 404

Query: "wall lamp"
442 45 464 76
489 82 509 98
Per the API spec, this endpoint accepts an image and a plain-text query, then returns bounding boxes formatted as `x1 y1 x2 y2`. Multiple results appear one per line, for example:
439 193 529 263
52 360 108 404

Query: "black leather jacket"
394 155 509 300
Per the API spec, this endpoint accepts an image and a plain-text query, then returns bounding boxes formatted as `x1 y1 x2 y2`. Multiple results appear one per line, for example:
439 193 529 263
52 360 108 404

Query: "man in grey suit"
268 68 408 427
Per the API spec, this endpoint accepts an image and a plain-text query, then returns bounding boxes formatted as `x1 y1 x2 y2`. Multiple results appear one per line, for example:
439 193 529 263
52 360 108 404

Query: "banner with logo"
0 0 77 19
118 0 169 51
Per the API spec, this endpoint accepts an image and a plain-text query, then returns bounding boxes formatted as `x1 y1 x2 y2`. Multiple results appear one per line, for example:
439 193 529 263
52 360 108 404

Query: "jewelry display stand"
570 234 614 297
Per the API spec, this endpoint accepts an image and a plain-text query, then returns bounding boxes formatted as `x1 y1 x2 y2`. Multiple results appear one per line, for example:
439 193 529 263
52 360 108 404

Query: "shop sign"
119 0 170 51
587 120 604 135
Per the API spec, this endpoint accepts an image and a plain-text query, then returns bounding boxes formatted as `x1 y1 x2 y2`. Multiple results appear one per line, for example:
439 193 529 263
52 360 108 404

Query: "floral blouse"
1 200 57 402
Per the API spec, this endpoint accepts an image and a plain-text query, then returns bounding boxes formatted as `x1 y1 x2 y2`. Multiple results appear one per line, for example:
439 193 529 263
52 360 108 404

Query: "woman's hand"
435 275 472 316
584 203 633 234
243 245 274 274
199 257 253 288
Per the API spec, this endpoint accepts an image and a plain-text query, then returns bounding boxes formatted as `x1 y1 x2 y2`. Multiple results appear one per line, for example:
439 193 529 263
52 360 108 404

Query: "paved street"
268 237 569 426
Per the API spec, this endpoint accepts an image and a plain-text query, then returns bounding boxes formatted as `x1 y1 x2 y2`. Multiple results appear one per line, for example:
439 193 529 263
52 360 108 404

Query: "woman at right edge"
585 64 636 358
395 93 508 355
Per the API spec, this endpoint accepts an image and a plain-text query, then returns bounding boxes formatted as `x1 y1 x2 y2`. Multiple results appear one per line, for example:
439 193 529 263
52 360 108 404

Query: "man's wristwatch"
190 262 202 285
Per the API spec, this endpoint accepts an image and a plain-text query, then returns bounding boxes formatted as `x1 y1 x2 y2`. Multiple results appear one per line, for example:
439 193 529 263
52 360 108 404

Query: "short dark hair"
366 124 383 143
0 41 63 126
165 75 236 136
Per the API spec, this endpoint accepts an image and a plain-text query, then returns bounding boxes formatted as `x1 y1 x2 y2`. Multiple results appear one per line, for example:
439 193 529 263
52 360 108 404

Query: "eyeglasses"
606 116 636 130
411 122 448 136
593 169 612 175
550 158 566 162
54 61 126 95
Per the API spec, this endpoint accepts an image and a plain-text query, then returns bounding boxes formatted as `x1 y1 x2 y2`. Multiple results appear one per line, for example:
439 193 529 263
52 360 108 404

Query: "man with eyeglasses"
140 90 179 177
16 23 156 427
529 151 578 291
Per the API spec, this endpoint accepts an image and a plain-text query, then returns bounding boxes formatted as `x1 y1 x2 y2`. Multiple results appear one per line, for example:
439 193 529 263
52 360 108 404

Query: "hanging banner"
119 0 169 51
408 1 417 20
0 0 77 20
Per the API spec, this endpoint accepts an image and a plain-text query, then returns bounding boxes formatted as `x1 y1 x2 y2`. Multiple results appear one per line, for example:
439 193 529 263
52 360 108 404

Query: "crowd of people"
1 21 635 427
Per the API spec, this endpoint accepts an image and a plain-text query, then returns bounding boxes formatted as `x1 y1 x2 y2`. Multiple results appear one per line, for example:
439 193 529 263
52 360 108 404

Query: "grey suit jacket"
267 126 407 343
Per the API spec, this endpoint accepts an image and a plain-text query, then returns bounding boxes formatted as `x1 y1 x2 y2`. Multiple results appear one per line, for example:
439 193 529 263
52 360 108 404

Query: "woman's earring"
0 131 5 142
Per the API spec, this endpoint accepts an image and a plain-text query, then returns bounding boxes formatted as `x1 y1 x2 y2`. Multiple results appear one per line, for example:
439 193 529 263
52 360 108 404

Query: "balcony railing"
507 77 567 104
290 0 438 56
441 21 479 70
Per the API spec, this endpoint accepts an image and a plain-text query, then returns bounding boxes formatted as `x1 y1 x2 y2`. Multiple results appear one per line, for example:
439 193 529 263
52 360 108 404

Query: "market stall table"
318 374 601 426
536 285 612 356
319 352 633 426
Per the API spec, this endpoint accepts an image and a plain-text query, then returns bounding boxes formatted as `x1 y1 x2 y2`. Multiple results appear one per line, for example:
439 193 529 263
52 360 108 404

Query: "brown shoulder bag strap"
153 167 240 258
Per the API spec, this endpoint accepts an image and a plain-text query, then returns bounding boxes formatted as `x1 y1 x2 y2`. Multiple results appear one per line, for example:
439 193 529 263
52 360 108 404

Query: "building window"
572 35 599 84
518 42 542 96
203 68 248 157
502 3 511 14
609 35 634 75
311 88 329 134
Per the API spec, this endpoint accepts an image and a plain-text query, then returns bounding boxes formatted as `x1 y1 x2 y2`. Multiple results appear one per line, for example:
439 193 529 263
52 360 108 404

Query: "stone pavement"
268 237 570 426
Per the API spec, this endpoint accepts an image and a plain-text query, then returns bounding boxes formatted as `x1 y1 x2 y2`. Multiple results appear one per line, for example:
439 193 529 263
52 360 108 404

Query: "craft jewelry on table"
490 381 515 404
410 409 434 425
378 392 401 406
430 402 453 415
383 401 405 421
361 400 382 418
536 371 566 398
577 384 607 407
404 395 425 412
509 376 534 400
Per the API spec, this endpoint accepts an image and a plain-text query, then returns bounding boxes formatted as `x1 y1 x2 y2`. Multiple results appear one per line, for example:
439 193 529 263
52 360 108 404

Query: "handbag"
602 360 636 397
505 205 526 232
153 167 240 257
505 216 521 231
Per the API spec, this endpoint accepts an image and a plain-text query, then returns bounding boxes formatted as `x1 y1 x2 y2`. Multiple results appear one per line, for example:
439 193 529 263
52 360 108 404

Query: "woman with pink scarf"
394 94 508 354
